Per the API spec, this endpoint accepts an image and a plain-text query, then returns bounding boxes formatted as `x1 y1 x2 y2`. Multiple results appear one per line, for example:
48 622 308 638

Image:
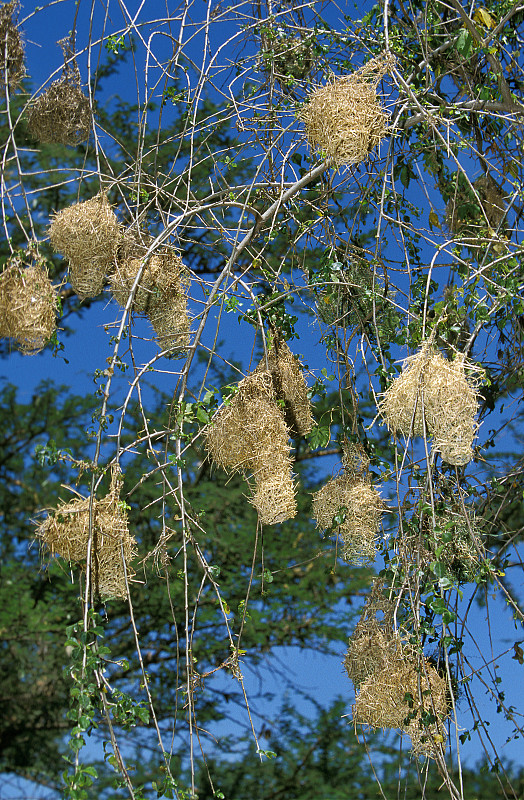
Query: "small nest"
147 291 191 357
299 55 394 166
259 31 313 82
353 652 448 758
205 371 296 524
446 174 505 239
36 468 136 599
49 192 120 299
111 239 188 314
0 1 25 89
256 336 314 437
0 247 57 354
312 471 382 565
27 36 91 146
379 344 480 465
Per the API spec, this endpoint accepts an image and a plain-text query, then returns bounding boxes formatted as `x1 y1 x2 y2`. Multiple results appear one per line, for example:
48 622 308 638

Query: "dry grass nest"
205 371 296 524
0 247 57 354
352 650 449 758
36 468 137 599
27 80 91 146
379 343 481 466
299 54 394 167
0 1 25 89
49 192 120 299
255 336 313 437
312 471 382 565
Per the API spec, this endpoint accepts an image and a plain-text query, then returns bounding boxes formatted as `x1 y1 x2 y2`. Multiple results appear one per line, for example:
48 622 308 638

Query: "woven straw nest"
27 37 91 146
312 468 382 565
0 248 57 354
205 371 296 525
299 55 394 167
49 192 120 299
353 651 448 757
379 343 480 466
255 336 314 437
0 1 25 89
446 174 505 239
36 468 137 599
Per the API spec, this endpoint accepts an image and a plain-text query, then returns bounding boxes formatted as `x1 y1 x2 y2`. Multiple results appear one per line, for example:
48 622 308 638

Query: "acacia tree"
1 0 524 798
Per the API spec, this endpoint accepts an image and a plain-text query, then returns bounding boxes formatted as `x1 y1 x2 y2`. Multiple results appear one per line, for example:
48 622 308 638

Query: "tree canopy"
1 0 524 798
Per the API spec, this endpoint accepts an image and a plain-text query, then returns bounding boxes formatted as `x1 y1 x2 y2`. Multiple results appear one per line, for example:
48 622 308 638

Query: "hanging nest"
0 247 57 354
27 36 91 146
147 288 191 357
312 465 382 565
256 335 314 437
36 468 137 599
205 371 296 524
299 55 394 167
446 173 505 239
0 1 25 89
353 651 449 758
49 192 120 299
344 581 399 688
379 344 480 465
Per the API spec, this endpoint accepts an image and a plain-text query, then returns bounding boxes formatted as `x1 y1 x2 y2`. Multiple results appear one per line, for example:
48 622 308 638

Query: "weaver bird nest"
256 335 313 437
205 371 296 525
344 581 399 688
312 462 382 565
299 55 394 167
379 342 480 466
353 650 449 758
49 192 120 299
0 1 25 89
36 468 136 599
27 36 91 146
446 173 505 239
0 247 57 354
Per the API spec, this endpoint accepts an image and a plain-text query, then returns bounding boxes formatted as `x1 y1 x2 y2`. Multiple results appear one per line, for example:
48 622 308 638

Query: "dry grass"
299 55 394 166
49 192 120 299
256 336 313 436
0 1 24 89
111 239 188 314
36 468 137 599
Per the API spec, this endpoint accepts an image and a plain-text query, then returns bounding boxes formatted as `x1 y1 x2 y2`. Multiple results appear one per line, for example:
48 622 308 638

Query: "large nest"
49 192 120 299
27 37 91 146
205 371 296 524
299 55 394 167
0 247 57 354
36 468 137 599
0 1 25 89
312 465 382 565
379 343 480 465
256 335 314 437
446 173 505 239
353 651 449 758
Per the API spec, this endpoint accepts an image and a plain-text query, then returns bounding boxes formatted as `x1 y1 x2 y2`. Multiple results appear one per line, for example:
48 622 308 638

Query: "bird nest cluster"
0 1 25 89
0 247 57 354
379 342 481 466
352 650 449 758
312 446 382 565
299 54 395 167
27 37 91 146
49 192 120 299
256 335 313 437
36 468 136 599
205 370 296 525
446 173 505 239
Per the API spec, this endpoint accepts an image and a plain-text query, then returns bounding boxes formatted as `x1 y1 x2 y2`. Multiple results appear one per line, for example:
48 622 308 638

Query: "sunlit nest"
111 239 189 315
147 289 191 358
379 344 480 465
256 335 314 437
352 652 449 758
0 248 57 354
205 371 296 524
311 472 382 565
49 192 120 299
259 30 313 82
445 174 506 240
299 55 394 167
0 1 25 89
36 468 137 600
